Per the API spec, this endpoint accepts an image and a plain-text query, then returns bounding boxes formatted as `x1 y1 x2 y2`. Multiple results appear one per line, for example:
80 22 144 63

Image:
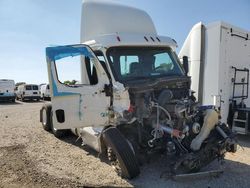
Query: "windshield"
107 47 184 82
33 85 38 90
25 85 38 90
25 85 32 90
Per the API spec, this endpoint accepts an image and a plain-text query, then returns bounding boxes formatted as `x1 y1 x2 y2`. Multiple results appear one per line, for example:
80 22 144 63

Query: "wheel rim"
42 109 47 126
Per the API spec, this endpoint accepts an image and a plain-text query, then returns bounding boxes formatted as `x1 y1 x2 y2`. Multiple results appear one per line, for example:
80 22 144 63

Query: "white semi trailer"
40 1 237 179
179 22 250 134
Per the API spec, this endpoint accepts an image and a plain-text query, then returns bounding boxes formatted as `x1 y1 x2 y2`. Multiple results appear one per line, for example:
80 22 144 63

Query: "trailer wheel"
50 112 66 138
41 104 52 131
102 127 140 179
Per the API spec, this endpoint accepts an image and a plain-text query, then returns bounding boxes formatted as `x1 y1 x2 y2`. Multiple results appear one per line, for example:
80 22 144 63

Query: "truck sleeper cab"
17 84 40 101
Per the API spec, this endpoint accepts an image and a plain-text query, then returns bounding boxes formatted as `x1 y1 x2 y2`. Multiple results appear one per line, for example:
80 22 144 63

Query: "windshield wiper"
124 76 156 81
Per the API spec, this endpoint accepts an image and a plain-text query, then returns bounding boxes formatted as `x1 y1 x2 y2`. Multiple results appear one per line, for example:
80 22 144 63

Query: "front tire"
102 127 140 179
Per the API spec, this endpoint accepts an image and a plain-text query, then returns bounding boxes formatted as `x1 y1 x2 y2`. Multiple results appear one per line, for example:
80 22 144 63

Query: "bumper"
0 95 15 101
23 96 40 100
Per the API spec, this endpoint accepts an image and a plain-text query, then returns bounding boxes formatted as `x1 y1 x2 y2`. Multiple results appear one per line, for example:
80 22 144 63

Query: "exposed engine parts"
192 122 201 134
120 89 237 174
191 109 218 151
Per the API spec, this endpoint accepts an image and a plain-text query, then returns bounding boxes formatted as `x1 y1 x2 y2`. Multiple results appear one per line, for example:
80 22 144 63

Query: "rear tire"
41 104 52 131
50 112 66 138
102 127 140 179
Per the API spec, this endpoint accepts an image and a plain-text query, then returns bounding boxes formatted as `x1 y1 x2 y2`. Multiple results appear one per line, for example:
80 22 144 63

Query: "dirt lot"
1 101 250 188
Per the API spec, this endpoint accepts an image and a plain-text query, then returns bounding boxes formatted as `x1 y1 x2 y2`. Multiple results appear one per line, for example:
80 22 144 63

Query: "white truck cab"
0 79 15 102
40 0 237 179
17 84 40 101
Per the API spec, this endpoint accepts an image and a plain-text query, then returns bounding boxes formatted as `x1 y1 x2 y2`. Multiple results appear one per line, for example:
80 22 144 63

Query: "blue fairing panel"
46 44 93 61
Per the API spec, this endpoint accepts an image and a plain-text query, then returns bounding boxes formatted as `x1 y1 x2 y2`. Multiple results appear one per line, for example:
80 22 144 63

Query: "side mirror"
183 56 189 76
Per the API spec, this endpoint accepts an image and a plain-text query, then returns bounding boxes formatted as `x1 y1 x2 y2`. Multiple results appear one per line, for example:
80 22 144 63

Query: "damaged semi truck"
40 0 237 179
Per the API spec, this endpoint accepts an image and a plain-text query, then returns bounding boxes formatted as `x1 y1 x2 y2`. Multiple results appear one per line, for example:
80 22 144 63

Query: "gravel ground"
0 101 250 188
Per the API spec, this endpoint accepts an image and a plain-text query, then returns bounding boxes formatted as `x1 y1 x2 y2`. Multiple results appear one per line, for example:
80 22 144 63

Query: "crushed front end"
106 46 237 175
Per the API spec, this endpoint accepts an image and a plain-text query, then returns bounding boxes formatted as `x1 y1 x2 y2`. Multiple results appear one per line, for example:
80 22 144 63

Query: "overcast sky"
0 0 249 84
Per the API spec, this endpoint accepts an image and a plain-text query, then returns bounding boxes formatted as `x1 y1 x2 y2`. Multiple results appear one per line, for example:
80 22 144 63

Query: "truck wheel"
102 127 140 179
41 104 52 131
50 112 66 138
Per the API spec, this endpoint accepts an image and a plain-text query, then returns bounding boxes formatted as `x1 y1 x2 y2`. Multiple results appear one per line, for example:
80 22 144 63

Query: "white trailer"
179 21 250 134
0 79 15 102
16 84 40 101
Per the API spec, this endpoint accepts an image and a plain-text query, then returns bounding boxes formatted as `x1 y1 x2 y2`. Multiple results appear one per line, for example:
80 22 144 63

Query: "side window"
55 55 99 86
33 85 38 90
84 56 98 85
25 85 32 90
154 52 174 72
94 51 110 78
55 56 82 86
119 55 139 75
96 55 106 62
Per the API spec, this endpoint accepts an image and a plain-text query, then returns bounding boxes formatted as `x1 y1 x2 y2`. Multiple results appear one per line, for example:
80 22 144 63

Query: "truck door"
46 44 111 129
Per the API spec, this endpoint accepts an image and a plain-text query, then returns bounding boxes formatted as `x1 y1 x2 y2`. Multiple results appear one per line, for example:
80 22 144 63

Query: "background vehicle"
40 0 236 179
16 84 40 101
40 84 50 100
179 22 250 135
0 79 15 102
